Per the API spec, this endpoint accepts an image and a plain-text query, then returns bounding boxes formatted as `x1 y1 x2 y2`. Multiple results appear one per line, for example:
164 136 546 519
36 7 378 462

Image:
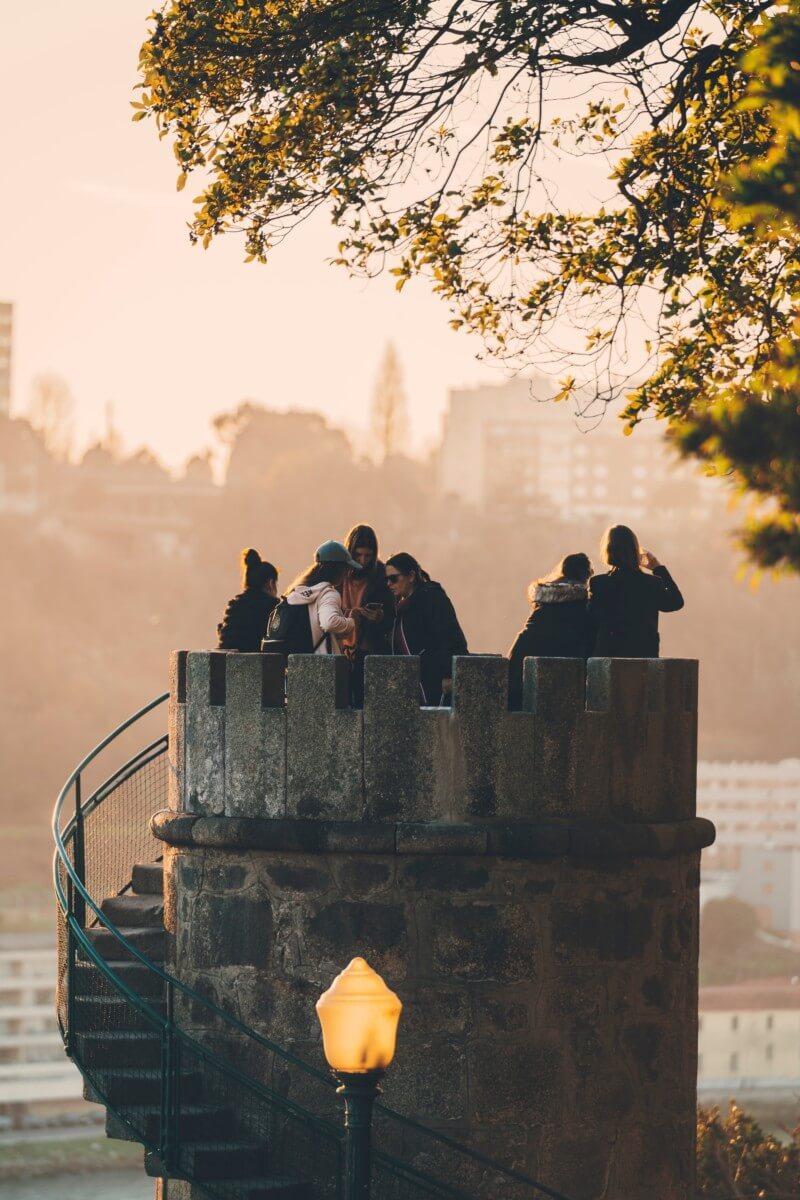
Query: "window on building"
766 1044 774 1061
729 1052 738 1072
731 1016 738 1031
767 1014 774 1030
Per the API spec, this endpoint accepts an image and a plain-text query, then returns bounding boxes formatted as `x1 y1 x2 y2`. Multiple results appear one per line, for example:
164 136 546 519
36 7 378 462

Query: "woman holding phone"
341 523 394 706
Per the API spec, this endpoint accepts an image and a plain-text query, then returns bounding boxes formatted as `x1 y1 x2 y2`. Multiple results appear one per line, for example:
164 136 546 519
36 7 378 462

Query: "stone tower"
155 652 713 1200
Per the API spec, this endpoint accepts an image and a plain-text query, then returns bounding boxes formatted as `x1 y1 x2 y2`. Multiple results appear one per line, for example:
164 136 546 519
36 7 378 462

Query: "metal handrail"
53 692 572 1200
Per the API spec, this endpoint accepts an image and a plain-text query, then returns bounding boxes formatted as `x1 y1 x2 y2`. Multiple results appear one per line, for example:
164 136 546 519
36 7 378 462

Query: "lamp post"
316 957 403 1200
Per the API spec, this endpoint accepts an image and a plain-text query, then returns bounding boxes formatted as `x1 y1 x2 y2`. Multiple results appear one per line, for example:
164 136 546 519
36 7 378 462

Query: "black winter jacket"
588 565 684 658
392 581 469 705
507 580 592 708
217 589 278 653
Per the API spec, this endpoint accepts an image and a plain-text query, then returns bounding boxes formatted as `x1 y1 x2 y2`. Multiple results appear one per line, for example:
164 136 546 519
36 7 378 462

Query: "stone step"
247 1182 314 1199
83 925 166 964
76 1029 162 1070
74 992 166 1033
84 1066 203 1108
106 1103 235 1145
102 893 165 930
145 1141 270 1181
132 862 164 896
75 959 164 998
236 1181 313 1199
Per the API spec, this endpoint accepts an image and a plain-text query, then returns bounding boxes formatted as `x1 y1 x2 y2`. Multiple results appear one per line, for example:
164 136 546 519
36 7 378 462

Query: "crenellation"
363 655 434 822
523 657 586 817
162 649 707 1198
167 650 188 813
184 652 225 815
286 655 363 820
451 655 509 818
170 652 699 824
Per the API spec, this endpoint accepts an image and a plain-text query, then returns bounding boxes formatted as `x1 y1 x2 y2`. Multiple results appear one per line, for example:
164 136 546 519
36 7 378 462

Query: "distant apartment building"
698 760 800 865
698 759 800 939
698 979 800 1095
438 375 715 522
0 302 11 416
0 942 84 1130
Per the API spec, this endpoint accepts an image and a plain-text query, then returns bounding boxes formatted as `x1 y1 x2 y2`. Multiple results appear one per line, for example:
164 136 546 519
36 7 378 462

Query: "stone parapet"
163 649 707 1200
167 652 698 824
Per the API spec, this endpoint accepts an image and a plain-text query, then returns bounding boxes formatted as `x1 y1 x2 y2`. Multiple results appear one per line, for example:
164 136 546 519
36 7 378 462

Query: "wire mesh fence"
82 741 166 927
54 694 572 1200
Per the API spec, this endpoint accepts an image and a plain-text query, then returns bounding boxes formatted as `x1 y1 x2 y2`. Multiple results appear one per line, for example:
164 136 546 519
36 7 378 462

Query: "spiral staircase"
53 693 571 1200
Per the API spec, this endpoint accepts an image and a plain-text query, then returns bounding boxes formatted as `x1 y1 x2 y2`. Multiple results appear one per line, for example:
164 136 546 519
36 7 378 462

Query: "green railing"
53 693 572 1200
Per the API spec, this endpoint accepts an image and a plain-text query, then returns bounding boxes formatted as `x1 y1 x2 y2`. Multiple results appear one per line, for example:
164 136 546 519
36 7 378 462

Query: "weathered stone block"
552 900 653 964
469 1037 562 1123
385 1037 468 1121
395 824 487 856
451 656 508 818
400 856 490 893
224 655 285 819
363 656 434 821
286 656 363 820
332 858 393 896
524 658 586 817
305 899 408 980
646 659 698 820
185 652 225 815
167 650 188 812
429 901 537 982
423 707 464 819
587 658 649 820
188 892 271 969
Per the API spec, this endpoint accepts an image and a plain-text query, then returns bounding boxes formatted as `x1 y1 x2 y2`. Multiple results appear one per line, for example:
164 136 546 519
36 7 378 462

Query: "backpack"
261 597 328 654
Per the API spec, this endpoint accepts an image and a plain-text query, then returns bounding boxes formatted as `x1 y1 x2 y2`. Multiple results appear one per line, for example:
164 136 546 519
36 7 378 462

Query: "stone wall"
156 652 713 1200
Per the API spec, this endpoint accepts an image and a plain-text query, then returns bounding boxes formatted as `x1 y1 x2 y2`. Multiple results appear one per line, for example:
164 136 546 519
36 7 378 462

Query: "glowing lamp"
316 957 402 1074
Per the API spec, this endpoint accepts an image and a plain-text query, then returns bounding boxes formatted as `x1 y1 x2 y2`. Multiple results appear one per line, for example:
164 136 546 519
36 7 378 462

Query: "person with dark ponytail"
385 551 468 706
216 549 279 652
507 552 594 709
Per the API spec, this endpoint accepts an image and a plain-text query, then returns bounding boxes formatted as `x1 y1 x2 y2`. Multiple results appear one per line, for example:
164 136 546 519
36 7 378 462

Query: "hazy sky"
1 2 522 467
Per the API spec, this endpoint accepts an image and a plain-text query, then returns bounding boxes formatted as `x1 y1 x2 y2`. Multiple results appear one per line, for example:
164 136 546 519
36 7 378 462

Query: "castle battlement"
167 651 698 827
158 649 711 1198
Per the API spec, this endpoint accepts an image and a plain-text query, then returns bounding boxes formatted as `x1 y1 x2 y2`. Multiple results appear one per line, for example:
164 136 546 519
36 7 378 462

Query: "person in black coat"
385 552 468 706
507 552 593 709
217 548 279 652
588 525 684 658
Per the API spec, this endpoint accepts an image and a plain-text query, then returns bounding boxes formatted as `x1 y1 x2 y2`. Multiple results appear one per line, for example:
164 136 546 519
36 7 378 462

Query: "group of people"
216 522 683 708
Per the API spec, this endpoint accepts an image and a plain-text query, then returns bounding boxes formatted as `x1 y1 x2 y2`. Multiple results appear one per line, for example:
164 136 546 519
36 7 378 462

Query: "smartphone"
365 602 383 612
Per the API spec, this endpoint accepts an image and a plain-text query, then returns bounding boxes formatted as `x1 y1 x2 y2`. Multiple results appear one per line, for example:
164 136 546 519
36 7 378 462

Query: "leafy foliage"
137 1 800 569
697 1104 800 1197
671 5 800 572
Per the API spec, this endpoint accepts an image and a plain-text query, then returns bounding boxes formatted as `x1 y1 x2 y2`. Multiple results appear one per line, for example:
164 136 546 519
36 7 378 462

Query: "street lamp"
316 957 403 1200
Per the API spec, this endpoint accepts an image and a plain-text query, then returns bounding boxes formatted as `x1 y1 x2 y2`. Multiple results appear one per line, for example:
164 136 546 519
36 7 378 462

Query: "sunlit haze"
0 2 513 466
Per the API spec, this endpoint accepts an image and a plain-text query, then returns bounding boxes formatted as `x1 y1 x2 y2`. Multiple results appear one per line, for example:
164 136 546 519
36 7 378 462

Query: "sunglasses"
385 573 404 583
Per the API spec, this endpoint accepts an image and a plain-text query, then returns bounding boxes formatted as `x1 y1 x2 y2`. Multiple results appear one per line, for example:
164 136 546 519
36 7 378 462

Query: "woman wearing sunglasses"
385 552 468 706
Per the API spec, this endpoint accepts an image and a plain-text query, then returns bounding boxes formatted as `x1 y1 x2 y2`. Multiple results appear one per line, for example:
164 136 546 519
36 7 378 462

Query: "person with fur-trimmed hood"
507 553 594 708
